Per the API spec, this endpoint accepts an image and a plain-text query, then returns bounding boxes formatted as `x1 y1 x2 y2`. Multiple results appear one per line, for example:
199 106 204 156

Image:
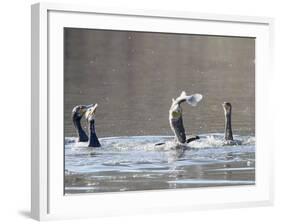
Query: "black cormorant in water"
169 91 203 144
222 102 233 141
72 104 94 142
85 103 101 147
155 91 203 147
222 102 241 145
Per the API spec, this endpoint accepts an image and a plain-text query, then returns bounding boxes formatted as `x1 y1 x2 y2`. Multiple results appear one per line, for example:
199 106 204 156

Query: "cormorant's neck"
224 112 233 141
88 120 101 147
73 116 88 142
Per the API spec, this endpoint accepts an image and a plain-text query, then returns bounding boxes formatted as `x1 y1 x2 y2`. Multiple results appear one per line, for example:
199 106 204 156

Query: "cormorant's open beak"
85 103 98 120
91 103 98 115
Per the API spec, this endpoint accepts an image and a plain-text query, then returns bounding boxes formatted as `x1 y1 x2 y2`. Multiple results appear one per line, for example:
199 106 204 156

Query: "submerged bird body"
169 91 203 144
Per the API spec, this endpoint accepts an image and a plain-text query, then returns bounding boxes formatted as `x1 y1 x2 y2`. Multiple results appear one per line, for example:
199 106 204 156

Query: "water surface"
65 134 255 194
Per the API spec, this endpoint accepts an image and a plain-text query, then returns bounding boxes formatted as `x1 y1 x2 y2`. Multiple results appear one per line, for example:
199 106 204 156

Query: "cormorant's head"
85 103 98 122
72 104 94 120
222 102 232 115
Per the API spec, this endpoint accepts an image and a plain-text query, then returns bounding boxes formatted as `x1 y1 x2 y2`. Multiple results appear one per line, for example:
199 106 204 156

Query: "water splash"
64 134 255 194
65 133 254 152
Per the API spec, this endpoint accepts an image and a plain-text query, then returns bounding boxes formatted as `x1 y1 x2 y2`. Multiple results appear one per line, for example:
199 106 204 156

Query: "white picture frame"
31 2 274 221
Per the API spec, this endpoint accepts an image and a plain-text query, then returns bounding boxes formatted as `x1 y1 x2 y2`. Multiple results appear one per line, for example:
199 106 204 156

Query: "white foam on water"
65 134 255 152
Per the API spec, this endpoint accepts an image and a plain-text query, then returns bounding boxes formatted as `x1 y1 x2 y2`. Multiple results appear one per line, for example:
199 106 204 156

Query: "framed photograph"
31 2 274 221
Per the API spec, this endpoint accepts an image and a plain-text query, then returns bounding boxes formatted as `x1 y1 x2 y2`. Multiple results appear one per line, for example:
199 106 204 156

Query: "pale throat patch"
171 110 182 119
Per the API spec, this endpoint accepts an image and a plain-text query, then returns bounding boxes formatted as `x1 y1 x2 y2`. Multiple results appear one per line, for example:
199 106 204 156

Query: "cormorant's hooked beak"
85 103 98 121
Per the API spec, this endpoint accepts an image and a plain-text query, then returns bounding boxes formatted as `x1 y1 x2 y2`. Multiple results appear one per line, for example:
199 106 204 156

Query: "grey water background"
64 28 255 137
64 28 255 194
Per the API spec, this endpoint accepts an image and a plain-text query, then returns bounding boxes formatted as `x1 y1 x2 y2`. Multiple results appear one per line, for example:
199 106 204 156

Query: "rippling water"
64 134 255 194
